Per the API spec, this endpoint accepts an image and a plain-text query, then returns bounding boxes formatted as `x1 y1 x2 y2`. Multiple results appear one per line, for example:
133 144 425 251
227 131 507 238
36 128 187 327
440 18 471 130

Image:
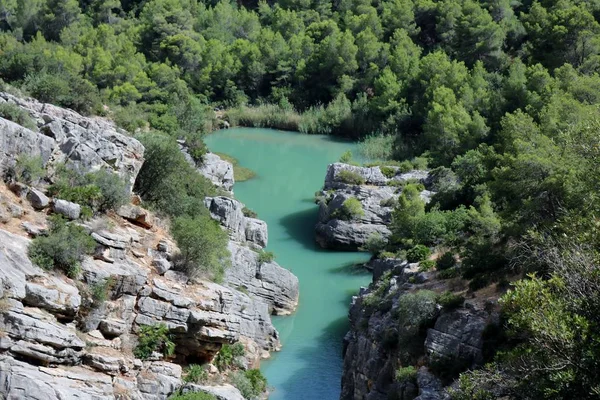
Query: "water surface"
205 128 371 400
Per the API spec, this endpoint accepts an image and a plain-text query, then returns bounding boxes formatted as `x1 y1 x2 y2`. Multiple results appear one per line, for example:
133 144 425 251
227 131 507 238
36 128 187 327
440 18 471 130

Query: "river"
204 128 371 400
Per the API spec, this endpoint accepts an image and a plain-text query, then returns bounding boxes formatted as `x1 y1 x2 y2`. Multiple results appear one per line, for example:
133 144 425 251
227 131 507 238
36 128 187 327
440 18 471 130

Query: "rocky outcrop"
315 163 432 250
204 196 299 315
0 92 144 189
0 197 280 399
341 258 493 400
180 142 234 193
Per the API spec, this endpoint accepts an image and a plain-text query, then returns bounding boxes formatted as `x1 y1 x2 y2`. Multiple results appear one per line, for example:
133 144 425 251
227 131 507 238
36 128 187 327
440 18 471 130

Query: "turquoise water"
205 128 371 400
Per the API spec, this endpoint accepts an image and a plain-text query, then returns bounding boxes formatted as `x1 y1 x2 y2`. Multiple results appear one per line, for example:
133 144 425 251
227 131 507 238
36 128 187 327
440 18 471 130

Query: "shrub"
13 155 44 184
28 216 96 278
437 252 456 270
225 104 301 131
411 157 429 170
169 392 217 400
395 290 438 329
186 136 208 164
380 197 398 208
468 275 490 291
257 250 275 264
48 167 129 213
183 364 209 384
339 150 353 163
406 245 431 263
215 343 245 371
418 260 436 272
0 102 36 130
438 268 460 279
336 170 366 185
231 369 267 399
332 198 364 221
438 291 465 310
90 277 114 306
134 324 175 360
357 133 394 161
242 207 257 218
361 232 387 256
380 166 397 178
397 160 414 173
171 216 230 282
396 366 418 384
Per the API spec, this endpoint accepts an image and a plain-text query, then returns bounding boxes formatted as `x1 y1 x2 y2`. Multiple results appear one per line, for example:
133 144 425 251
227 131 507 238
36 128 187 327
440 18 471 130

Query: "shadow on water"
273 316 352 400
329 261 371 276
279 206 328 252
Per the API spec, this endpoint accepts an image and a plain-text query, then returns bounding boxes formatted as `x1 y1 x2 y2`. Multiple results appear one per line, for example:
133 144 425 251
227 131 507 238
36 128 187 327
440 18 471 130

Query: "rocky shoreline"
314 163 499 400
0 92 298 399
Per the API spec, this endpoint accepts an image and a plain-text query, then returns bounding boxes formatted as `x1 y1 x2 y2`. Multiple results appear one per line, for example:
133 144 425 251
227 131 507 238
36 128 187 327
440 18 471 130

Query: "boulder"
117 205 153 228
191 152 234 192
27 188 49 210
245 218 268 248
52 199 81 220
204 196 247 242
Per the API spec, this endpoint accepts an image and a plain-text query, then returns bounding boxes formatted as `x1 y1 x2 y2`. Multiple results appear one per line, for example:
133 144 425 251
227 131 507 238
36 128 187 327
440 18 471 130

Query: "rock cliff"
315 163 433 250
0 92 290 400
340 258 496 400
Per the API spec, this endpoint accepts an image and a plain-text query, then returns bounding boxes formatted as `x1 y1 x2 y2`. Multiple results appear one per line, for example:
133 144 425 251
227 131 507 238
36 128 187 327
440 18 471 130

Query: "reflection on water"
205 128 371 400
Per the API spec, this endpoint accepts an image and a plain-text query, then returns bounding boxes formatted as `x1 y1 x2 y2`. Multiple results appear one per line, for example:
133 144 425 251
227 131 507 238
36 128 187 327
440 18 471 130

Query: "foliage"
436 252 456 271
406 245 431 263
380 166 396 179
418 260 435 272
134 324 175 360
257 250 275 264
213 152 256 182
231 369 267 400
13 155 44 185
358 134 395 161
438 268 460 280
339 150 353 163
361 232 387 256
171 216 230 282
169 392 217 400
395 366 417 384
331 197 364 221
48 167 129 213
0 102 36 130
242 207 257 218
90 277 114 306
183 364 209 384
214 343 245 371
396 290 438 329
336 170 366 185
27 216 95 278
437 291 465 310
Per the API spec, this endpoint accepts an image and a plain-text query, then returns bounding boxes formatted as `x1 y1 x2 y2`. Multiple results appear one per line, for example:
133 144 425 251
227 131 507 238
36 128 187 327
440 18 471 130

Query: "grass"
214 152 257 182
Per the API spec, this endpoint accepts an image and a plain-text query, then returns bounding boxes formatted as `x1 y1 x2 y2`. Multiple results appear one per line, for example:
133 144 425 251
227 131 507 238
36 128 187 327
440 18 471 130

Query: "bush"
339 150 353 163
242 207 257 218
231 369 267 399
396 366 418 384
28 216 96 278
134 324 175 360
418 260 436 272
357 134 394 161
183 364 209 384
438 268 460 279
226 104 301 131
437 252 456 270
215 343 245 371
48 167 129 214
380 197 398 208
468 275 490 291
257 250 275 264
438 291 465 310
332 198 364 221
397 160 414 173
13 155 44 185
169 392 217 400
396 290 438 328
380 166 397 178
171 216 230 282
0 102 36 130
361 232 387 256
406 245 431 263
90 277 114 306
336 170 366 185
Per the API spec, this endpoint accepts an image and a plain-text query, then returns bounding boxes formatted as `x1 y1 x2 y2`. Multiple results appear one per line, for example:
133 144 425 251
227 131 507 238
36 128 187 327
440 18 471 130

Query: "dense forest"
1 0 600 398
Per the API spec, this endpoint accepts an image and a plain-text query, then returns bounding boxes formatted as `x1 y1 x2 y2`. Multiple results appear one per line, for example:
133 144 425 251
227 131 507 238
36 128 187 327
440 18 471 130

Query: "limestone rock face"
315 163 432 250
182 383 245 400
203 196 298 314
340 258 492 400
0 92 144 189
52 199 81 220
179 143 234 192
